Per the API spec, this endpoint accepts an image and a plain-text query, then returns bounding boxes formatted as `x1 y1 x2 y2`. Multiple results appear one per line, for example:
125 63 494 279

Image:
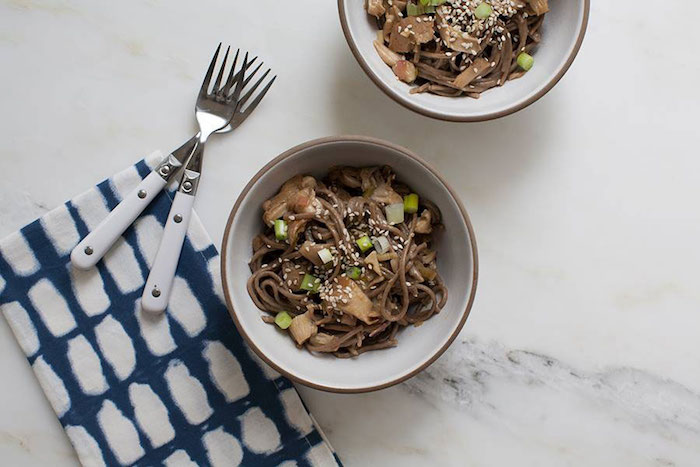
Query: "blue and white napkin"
0 152 340 466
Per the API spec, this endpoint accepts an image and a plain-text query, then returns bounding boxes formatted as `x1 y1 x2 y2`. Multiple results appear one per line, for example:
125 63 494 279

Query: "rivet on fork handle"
155 154 184 181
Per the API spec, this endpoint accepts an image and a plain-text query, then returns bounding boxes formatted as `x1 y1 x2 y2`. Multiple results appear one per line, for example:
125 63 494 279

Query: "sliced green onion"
275 311 293 329
408 2 436 15
385 203 405 225
274 219 288 241
356 235 373 253
363 187 375 198
346 266 362 280
373 236 391 254
300 274 320 293
517 52 534 71
404 193 419 214
318 248 333 264
474 2 493 19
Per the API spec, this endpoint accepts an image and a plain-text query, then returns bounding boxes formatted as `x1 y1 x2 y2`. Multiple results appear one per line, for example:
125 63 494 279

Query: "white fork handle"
71 171 168 269
141 191 194 314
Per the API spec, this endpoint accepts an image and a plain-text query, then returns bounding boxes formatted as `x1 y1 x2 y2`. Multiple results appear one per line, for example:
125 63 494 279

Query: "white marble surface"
1 0 699 465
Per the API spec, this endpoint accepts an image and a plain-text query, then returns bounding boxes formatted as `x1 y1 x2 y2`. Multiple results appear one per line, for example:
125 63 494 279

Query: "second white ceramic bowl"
338 0 590 121
221 136 478 392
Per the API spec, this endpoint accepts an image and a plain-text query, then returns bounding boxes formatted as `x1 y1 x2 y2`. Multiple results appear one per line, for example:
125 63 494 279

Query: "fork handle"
140 190 194 314
71 171 168 269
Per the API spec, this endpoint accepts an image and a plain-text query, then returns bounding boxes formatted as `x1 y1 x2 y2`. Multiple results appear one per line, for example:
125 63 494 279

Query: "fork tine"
230 52 252 103
200 43 222 95
239 75 276 120
242 61 264 89
221 48 240 95
212 46 230 93
238 68 271 109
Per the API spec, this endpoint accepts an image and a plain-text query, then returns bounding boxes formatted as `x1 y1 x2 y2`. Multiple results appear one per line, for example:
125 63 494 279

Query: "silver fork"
70 44 255 270
141 47 276 314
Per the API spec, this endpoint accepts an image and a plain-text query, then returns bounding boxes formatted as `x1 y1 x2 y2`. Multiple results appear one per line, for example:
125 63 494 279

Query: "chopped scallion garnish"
356 235 373 253
475 2 492 19
404 193 419 214
385 203 405 225
346 267 362 280
407 2 436 15
274 219 288 241
517 52 534 71
373 236 391 254
275 311 293 329
406 3 420 15
318 248 333 264
300 274 320 293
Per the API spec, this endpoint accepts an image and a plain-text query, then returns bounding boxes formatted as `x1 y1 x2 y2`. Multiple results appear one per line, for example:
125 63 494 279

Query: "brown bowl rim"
337 0 591 122
221 135 479 393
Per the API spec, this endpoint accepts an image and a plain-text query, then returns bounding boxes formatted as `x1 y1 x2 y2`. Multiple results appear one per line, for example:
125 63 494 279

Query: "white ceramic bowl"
338 0 590 122
221 136 478 392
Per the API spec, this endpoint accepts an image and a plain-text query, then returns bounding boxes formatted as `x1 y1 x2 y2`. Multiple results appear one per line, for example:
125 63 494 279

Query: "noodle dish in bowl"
221 136 478 392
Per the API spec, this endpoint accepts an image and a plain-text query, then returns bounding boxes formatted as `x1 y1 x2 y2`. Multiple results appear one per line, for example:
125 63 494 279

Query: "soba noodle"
366 0 548 98
247 166 447 358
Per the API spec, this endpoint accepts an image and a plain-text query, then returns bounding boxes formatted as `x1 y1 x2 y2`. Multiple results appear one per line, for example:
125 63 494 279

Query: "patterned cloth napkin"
0 152 340 467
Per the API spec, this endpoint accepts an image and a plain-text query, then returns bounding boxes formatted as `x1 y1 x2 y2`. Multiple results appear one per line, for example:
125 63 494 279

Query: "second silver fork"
141 46 276 314
70 44 252 270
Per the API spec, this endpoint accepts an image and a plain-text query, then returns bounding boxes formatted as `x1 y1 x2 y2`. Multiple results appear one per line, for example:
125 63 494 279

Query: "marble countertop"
1 0 699 465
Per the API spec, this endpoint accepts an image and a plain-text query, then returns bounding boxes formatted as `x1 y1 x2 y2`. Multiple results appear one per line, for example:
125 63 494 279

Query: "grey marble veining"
409 337 700 434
